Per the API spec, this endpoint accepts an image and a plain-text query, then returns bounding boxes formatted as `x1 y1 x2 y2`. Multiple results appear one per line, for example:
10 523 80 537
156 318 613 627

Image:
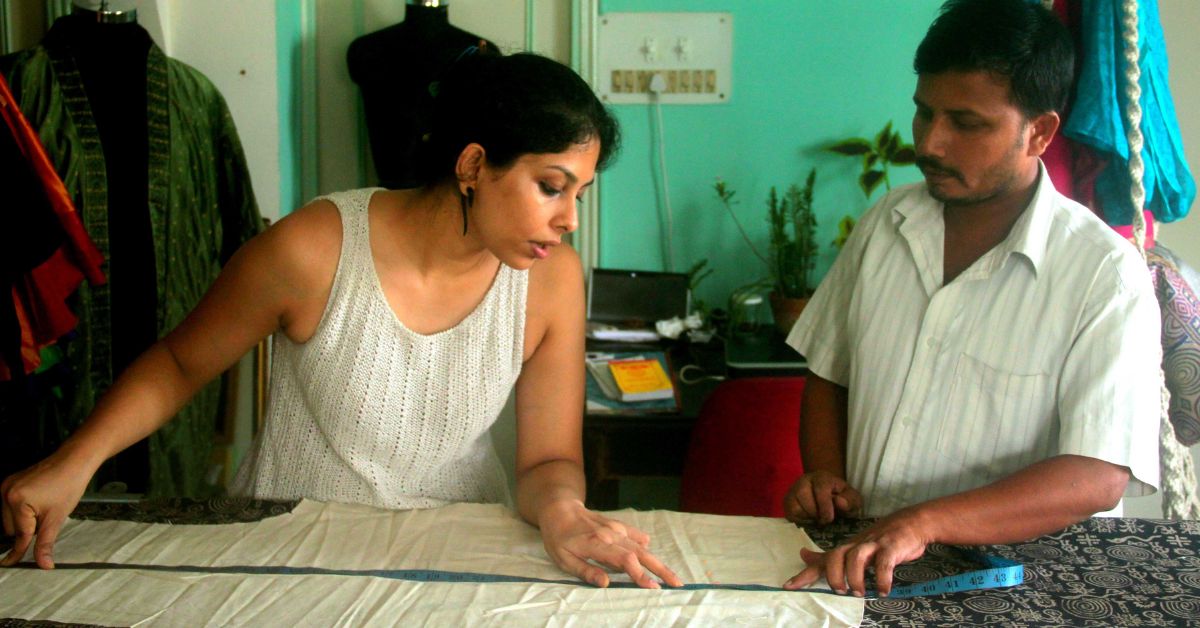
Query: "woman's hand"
1 450 95 569
537 498 683 589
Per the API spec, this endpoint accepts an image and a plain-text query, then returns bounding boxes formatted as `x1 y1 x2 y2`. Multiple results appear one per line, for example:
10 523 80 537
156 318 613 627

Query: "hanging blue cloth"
1063 0 1194 224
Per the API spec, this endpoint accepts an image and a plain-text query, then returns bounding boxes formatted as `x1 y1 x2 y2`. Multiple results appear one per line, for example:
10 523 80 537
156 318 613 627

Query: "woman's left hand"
538 499 683 589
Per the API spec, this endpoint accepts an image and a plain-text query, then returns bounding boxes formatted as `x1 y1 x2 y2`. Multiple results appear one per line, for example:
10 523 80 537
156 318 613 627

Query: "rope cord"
1118 0 1200 519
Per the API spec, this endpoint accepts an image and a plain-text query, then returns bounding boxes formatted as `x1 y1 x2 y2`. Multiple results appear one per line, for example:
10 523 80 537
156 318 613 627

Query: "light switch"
598 12 732 105
674 37 692 61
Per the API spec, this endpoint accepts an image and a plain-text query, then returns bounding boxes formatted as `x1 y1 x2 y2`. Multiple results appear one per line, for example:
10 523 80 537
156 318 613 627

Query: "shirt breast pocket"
935 351 1054 467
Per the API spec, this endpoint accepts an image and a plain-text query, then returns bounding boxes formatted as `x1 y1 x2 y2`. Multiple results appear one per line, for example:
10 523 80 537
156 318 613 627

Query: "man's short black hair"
914 0 1074 118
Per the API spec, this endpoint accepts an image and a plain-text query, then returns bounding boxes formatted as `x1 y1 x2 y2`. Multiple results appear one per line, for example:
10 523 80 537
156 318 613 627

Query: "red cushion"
680 377 805 518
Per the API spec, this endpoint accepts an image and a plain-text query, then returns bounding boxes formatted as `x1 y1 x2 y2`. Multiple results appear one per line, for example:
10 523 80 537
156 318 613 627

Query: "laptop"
586 268 690 341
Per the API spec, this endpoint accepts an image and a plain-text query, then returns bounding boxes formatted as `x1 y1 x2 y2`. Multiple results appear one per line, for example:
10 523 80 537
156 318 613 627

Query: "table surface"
4 498 1200 627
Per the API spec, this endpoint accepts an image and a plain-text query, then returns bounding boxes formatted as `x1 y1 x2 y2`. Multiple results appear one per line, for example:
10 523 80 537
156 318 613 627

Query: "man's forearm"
905 454 1130 546
799 373 850 476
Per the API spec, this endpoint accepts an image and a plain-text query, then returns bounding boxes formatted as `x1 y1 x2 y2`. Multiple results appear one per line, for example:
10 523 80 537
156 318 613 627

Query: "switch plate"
597 12 732 105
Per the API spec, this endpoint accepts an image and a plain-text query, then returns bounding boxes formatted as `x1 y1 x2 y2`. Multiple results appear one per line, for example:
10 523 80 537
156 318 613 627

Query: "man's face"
911 70 1040 207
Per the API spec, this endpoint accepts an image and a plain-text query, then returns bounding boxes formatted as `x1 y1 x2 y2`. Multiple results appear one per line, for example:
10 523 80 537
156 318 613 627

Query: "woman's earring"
460 187 474 236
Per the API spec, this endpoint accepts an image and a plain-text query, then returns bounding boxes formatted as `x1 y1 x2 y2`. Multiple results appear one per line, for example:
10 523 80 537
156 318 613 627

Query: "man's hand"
783 507 932 597
783 470 863 525
537 498 683 589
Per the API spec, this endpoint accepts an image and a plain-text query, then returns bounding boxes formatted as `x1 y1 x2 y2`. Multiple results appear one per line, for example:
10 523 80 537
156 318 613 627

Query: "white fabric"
231 188 526 509
0 502 864 626
787 165 1161 518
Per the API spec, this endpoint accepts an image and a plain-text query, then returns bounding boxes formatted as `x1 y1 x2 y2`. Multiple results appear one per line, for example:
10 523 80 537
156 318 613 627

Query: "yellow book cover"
608 358 674 402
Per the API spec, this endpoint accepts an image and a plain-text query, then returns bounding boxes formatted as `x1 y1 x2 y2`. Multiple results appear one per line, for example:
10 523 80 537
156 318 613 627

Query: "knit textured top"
231 188 527 509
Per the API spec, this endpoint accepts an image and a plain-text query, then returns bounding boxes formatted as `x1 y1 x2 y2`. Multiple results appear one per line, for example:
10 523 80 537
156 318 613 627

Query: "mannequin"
71 0 138 23
57 5 157 490
347 0 495 189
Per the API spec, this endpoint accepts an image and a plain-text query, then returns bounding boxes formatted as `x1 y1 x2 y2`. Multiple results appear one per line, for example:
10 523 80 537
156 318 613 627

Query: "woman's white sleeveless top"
231 188 526 509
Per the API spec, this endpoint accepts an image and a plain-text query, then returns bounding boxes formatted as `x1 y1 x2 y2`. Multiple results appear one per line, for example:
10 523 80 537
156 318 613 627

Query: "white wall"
1157 0 1200 264
160 0 282 220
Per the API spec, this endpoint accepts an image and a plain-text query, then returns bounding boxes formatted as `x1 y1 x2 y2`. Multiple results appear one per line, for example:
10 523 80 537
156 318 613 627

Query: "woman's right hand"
1 451 95 569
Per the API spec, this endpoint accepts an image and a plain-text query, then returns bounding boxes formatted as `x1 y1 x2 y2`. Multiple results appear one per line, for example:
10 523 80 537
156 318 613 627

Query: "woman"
1 52 682 590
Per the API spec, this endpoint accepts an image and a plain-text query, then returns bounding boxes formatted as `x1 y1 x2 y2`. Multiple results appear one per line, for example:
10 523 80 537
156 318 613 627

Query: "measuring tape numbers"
876 549 1024 599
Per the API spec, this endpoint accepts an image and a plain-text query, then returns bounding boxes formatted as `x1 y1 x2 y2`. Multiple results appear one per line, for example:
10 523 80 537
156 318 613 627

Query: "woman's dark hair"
914 0 1074 118
418 51 620 184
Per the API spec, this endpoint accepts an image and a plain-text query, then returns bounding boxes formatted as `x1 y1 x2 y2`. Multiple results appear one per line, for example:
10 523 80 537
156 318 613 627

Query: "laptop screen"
587 268 690 325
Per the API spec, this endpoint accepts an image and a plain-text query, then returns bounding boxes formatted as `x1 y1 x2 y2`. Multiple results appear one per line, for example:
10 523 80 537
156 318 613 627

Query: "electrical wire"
649 76 675 272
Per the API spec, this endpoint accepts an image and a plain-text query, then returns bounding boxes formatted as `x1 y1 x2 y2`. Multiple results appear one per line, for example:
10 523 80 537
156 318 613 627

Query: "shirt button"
926 337 937 348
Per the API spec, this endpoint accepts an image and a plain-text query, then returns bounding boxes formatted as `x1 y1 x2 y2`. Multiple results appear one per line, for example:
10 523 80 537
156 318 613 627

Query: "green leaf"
873 121 893 152
884 131 901 159
891 146 917 165
827 139 871 156
860 169 885 197
863 153 879 170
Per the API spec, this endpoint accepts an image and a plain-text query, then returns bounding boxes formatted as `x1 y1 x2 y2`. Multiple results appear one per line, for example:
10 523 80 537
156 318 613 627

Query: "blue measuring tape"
872 549 1023 599
44 549 1022 599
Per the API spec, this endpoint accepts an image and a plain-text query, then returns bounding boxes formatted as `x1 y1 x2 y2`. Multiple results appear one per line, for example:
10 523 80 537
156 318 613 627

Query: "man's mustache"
916 156 964 182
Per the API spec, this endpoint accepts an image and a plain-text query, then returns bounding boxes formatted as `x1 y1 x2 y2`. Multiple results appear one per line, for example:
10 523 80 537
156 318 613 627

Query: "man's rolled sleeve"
1057 254 1162 497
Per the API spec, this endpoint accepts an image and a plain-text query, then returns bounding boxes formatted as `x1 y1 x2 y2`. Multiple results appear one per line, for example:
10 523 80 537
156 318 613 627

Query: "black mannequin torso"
49 13 156 377
45 12 155 491
347 5 494 189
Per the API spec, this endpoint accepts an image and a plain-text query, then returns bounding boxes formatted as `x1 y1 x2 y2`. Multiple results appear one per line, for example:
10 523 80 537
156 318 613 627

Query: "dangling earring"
460 187 474 236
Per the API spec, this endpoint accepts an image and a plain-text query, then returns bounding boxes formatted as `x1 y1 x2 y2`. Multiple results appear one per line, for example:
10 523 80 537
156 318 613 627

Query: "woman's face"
471 139 600 270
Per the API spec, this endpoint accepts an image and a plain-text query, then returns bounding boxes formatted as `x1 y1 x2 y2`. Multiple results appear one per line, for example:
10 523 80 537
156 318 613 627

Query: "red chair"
680 376 805 517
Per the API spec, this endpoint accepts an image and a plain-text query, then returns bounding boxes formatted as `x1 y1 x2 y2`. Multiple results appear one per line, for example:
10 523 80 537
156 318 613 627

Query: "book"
584 351 678 414
608 357 675 402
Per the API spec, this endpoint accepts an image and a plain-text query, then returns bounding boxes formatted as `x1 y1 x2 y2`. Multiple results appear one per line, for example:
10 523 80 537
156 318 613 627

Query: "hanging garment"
1063 0 1195 225
0 15 262 496
0 72 105 380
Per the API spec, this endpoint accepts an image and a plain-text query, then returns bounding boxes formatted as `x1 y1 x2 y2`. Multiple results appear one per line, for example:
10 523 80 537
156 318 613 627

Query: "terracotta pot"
769 292 809 337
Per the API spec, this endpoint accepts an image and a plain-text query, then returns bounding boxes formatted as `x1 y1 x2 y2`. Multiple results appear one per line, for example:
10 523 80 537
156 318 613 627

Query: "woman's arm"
513 244 681 589
1 202 341 569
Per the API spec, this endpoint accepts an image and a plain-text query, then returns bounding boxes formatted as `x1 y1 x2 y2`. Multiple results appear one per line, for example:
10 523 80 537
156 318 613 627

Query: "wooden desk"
581 340 723 510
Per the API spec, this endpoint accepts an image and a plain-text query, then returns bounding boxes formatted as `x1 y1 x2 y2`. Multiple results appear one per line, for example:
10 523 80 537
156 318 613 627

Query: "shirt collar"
991 161 1056 277
892 160 1057 277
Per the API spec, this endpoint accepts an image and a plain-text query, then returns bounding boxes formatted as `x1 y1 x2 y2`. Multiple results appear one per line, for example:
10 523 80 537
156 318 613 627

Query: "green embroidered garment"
1 18 262 496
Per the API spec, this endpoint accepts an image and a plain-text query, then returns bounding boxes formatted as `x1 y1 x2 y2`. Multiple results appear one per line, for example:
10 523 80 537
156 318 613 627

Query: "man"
782 0 1161 598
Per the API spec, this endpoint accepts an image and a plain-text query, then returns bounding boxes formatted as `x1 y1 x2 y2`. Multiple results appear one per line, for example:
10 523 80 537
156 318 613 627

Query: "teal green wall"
275 0 304 218
598 0 941 309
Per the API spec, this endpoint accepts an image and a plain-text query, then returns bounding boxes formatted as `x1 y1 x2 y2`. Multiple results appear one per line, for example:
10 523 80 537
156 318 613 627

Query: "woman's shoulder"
527 241 583 289
265 199 343 255
243 200 344 293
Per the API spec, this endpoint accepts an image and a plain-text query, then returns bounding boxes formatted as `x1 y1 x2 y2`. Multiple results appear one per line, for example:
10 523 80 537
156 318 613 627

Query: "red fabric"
0 74 104 285
680 376 805 518
0 72 106 380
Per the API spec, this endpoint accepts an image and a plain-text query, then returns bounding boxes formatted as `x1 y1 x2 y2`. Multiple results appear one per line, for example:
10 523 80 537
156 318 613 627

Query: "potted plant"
826 121 917 247
715 168 819 335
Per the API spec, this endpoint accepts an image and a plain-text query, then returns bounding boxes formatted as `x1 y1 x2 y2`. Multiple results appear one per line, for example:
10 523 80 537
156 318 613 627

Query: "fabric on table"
0 501 864 626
